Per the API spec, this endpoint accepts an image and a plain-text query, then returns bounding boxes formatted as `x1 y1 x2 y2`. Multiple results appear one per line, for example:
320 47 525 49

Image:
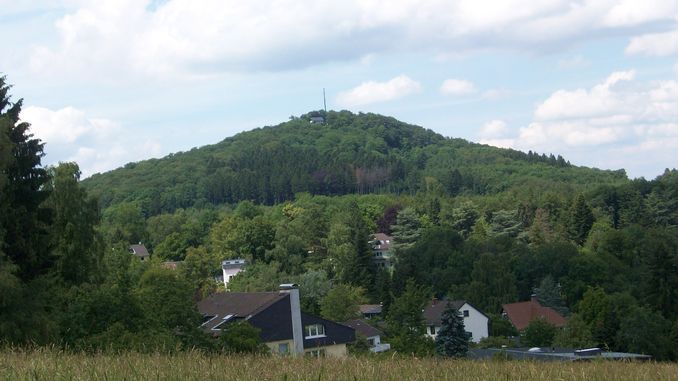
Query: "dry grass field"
0 349 676 381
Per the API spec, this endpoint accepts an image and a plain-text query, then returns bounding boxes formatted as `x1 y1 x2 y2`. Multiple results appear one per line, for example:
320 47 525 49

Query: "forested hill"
83 110 628 215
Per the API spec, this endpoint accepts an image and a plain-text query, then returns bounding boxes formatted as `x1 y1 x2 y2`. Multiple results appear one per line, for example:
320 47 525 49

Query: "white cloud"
336 75 421 107
20 105 163 177
534 70 637 121
626 29 678 57
27 0 678 78
440 79 476 96
21 106 119 144
479 120 509 139
480 70 678 178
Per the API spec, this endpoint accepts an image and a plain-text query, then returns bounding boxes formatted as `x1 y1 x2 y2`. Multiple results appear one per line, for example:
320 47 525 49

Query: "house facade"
423 299 489 343
370 233 394 269
221 259 245 289
197 284 354 357
501 295 567 331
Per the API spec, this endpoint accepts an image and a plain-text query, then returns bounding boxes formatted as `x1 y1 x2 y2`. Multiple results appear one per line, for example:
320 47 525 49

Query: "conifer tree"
567 193 594 246
0 75 51 281
435 303 469 358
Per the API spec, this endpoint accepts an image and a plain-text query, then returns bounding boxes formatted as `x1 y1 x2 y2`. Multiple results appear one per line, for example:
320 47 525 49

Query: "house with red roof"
501 295 567 331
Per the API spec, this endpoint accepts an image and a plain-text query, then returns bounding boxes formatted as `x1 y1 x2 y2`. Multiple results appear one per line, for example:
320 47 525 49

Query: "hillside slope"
82 110 628 215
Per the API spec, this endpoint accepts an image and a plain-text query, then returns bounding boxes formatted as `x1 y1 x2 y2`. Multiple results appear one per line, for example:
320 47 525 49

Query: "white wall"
222 267 243 289
425 303 489 343
460 303 488 343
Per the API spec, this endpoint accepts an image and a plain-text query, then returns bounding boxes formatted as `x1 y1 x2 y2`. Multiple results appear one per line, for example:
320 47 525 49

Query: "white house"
221 259 245 289
423 299 489 343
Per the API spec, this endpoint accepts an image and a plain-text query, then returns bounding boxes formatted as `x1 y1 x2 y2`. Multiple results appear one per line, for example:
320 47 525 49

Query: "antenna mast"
323 88 327 113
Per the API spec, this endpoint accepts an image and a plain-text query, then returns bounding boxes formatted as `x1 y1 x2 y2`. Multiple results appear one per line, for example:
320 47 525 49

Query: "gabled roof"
342 319 383 338
423 299 466 326
359 304 382 315
371 233 393 251
501 298 567 331
129 244 149 258
423 299 489 326
197 292 287 331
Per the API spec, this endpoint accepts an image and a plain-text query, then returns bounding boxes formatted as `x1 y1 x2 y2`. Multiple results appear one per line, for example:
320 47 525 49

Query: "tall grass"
0 348 675 381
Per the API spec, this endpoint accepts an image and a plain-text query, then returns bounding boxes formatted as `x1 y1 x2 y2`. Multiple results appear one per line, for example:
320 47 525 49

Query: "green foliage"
391 207 422 251
44 162 102 285
466 252 517 313
435 304 469 358
616 305 675 360
0 76 51 281
553 314 595 348
487 314 518 338
387 279 435 355
297 270 331 314
567 194 594 246
101 202 146 245
534 275 569 317
219 321 268 354
521 317 557 347
320 284 366 322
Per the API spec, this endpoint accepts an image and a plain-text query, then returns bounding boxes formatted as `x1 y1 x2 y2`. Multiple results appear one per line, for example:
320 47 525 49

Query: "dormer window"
304 324 326 338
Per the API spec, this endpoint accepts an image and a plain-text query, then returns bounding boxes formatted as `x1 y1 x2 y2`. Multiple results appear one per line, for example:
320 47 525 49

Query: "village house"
129 243 150 261
342 319 391 353
221 259 246 289
501 295 567 331
358 304 383 319
197 284 355 357
423 298 489 343
370 233 394 269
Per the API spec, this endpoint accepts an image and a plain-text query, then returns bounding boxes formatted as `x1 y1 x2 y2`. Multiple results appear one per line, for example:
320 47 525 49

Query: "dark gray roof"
197 292 287 331
129 244 149 258
359 304 383 314
342 319 383 338
423 299 466 326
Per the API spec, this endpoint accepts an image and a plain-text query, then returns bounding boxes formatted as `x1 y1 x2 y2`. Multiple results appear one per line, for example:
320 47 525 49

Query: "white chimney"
279 283 304 355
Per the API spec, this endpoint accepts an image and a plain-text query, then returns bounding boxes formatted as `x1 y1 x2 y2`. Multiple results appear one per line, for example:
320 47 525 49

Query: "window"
304 324 326 338
306 349 326 358
367 338 375 346
429 326 436 335
201 315 217 327
278 343 289 354
211 314 234 331
463 310 469 317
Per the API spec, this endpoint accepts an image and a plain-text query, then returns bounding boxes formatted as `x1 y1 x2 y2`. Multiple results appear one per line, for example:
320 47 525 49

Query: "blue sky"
1 0 677 179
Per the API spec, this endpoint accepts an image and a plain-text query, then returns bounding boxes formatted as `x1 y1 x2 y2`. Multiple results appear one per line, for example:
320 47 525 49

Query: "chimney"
279 284 304 355
531 294 539 303
432 297 438 306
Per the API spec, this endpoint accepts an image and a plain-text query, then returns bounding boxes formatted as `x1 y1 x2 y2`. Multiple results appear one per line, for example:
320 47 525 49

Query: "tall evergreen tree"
0 75 52 281
435 303 469 358
568 194 594 246
391 207 421 251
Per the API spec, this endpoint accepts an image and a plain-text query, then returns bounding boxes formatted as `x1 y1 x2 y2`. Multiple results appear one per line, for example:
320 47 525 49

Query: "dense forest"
2 76 677 359
82 110 627 215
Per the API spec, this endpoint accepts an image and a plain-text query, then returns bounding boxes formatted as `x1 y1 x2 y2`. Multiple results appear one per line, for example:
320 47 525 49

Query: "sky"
2 0 677 179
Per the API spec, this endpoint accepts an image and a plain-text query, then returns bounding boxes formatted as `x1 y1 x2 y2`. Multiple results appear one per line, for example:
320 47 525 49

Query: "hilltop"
82 110 627 215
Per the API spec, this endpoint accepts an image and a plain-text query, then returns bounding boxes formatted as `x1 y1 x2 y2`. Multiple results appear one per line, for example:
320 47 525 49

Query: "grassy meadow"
0 349 676 381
